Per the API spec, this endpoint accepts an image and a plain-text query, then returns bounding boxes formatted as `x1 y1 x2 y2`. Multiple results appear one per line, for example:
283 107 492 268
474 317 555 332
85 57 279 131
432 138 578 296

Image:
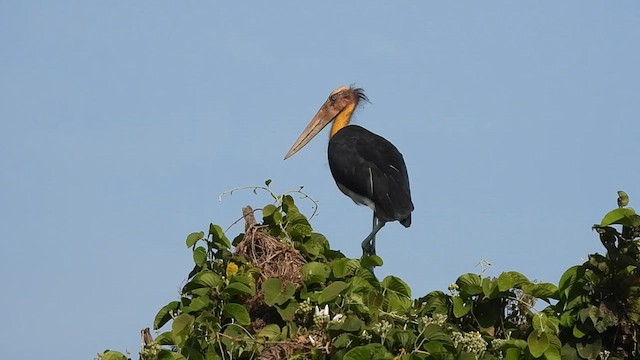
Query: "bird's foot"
361 240 376 257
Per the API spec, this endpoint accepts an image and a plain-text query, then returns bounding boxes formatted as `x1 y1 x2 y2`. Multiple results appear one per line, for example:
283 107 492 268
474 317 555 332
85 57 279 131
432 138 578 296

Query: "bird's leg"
370 214 377 254
361 217 385 257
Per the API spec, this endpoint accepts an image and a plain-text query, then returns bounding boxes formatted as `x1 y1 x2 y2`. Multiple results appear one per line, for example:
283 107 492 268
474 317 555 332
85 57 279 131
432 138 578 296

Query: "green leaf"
301 262 331 284
543 347 562 360
186 231 204 247
578 305 598 324
356 268 381 290
220 325 247 350
458 353 477 360
452 296 471 318
281 323 297 339
381 276 412 297
527 330 549 358
456 273 484 297
182 296 211 314
531 313 548 333
600 207 637 227
350 274 377 295
340 316 364 332
482 277 500 298
158 350 187 360
334 333 357 348
275 300 299 321
223 303 250 325
154 331 174 345
257 324 281 340
192 271 222 288
545 315 560 334
545 333 562 360
497 271 530 292
300 233 329 258
360 255 383 268
558 266 579 293
319 281 350 303
343 346 373 360
423 341 448 355
559 311 575 328
193 246 207 267
194 311 217 331
171 314 194 347
262 278 296 306
182 347 206 360
262 204 278 218
154 301 180 330
224 275 256 296
384 291 412 313
364 291 384 312
208 224 231 250
505 348 521 360
525 282 558 301
392 329 416 349
172 313 194 334
101 351 129 360
576 336 602 359
572 324 587 338
205 349 221 360
588 254 610 276
363 343 389 354
229 274 254 286
417 291 450 315
331 258 360 279
560 343 579 360
423 324 451 343
281 194 295 208
284 204 313 238
497 339 528 351
271 209 284 226
617 190 629 207
189 287 210 298
224 282 255 297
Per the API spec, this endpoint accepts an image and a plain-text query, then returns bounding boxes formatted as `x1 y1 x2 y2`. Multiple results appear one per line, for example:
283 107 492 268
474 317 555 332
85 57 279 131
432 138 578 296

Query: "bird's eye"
330 95 337 101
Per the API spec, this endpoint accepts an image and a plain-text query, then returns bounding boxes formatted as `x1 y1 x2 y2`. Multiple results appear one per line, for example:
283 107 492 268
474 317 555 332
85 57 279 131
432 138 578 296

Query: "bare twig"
243 206 258 229
141 327 154 347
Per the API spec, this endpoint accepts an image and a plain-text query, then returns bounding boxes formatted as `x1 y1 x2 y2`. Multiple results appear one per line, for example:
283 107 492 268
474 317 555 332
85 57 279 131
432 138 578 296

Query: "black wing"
328 125 413 226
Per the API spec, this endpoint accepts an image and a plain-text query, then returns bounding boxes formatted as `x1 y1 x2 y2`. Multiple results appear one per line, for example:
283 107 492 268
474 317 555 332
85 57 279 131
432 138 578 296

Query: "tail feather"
400 214 411 227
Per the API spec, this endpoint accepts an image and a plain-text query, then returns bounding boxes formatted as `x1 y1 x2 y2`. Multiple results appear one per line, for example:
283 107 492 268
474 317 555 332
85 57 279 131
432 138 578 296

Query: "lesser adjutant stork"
284 86 414 257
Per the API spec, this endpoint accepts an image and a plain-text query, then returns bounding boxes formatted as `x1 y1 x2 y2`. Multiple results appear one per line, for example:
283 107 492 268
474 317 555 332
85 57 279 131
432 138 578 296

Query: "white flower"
308 335 316 346
315 305 329 317
313 305 330 328
332 314 344 322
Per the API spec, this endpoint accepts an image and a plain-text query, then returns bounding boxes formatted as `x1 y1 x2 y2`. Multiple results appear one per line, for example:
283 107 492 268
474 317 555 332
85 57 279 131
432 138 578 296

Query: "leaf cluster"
97 190 640 360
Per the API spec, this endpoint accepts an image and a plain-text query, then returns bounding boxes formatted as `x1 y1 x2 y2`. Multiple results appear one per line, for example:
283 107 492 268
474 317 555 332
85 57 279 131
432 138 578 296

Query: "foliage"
97 187 640 360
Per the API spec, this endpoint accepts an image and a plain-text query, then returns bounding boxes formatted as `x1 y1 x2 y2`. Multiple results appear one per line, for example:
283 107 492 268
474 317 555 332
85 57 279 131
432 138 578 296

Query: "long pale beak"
284 102 339 160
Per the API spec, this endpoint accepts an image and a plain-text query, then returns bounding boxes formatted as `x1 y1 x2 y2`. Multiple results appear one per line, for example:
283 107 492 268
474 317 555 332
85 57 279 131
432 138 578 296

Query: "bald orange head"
284 86 368 159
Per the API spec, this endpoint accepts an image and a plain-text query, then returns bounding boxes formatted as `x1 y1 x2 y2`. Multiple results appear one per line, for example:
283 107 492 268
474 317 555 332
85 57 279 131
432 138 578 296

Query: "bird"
284 86 413 257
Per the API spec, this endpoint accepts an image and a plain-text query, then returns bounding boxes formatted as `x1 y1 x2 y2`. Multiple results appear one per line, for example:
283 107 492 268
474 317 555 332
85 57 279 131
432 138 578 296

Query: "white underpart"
337 183 376 212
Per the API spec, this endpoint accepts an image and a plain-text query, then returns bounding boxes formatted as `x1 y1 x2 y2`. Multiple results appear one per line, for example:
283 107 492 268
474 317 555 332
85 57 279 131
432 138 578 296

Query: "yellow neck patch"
330 103 356 137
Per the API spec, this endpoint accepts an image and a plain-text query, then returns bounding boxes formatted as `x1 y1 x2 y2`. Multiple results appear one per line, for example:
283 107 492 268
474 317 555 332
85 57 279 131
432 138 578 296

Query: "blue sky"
1 2 639 359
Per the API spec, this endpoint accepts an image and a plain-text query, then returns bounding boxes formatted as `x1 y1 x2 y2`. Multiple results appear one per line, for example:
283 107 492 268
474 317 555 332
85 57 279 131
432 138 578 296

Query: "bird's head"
284 86 368 159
